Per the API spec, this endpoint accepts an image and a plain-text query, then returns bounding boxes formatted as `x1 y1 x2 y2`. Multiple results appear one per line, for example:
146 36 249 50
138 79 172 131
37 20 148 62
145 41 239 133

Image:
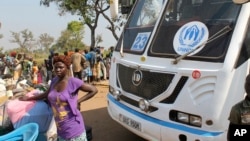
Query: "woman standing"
31 61 39 84
13 53 23 80
20 55 98 141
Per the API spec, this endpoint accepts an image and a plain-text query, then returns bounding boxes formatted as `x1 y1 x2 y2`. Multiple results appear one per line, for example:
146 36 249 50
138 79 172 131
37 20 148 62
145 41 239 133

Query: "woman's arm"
19 88 50 101
77 83 98 106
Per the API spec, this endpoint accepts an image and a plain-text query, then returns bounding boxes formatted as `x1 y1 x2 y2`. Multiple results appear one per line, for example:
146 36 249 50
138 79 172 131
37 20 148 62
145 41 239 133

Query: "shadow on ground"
81 107 146 141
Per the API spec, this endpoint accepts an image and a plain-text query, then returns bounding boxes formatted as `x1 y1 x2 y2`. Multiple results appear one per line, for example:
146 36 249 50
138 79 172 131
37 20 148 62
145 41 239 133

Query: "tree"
95 34 103 47
101 12 127 41
67 21 85 49
10 29 36 52
38 33 54 52
40 0 116 48
55 21 85 52
56 30 71 51
67 21 84 34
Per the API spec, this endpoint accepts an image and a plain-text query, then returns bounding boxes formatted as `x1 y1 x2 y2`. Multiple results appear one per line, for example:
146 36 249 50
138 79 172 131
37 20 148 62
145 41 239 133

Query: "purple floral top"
48 77 85 139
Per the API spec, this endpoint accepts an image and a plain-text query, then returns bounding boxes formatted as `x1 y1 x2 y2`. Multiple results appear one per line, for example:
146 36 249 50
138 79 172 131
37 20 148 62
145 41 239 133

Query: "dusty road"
79 80 146 141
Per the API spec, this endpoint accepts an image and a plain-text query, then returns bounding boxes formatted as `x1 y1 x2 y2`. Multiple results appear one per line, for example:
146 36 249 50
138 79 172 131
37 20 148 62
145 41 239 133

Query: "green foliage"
67 21 84 33
33 52 48 65
55 28 85 52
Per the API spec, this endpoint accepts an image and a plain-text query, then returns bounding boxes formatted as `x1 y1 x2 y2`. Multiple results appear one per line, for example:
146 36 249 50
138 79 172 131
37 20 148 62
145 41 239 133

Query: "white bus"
107 0 250 140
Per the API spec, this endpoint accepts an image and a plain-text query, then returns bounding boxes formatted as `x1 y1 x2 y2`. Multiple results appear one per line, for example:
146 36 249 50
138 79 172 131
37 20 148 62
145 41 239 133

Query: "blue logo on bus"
173 21 209 55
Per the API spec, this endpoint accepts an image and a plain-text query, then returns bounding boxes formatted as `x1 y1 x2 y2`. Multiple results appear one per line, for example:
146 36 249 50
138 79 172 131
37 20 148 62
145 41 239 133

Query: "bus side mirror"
233 0 249 4
120 0 134 14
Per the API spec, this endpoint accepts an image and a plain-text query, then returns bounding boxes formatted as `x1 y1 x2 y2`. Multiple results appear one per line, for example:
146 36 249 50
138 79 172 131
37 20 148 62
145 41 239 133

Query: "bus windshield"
116 0 241 62
116 0 165 54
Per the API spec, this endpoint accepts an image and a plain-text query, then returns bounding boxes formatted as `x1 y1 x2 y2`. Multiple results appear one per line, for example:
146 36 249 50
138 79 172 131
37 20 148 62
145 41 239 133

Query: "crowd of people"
0 47 114 84
45 46 114 84
0 46 114 86
0 51 46 85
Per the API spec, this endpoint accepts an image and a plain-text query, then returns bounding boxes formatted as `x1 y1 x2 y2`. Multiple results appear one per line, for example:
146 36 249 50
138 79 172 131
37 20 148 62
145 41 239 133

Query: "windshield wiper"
172 25 232 64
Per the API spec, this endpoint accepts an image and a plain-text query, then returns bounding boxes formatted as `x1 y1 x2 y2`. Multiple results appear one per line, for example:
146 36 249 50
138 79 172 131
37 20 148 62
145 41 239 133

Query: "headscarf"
10 51 17 57
53 55 71 69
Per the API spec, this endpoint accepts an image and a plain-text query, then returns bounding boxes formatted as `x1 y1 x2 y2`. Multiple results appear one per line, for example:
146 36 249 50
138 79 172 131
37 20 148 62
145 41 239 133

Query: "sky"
0 0 119 51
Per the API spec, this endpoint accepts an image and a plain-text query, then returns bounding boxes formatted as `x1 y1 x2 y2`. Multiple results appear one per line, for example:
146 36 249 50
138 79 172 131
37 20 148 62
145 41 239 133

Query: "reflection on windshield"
129 0 164 27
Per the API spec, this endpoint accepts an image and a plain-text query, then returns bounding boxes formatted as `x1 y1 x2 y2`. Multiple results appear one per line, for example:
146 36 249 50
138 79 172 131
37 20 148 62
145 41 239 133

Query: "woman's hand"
77 102 81 110
18 96 30 101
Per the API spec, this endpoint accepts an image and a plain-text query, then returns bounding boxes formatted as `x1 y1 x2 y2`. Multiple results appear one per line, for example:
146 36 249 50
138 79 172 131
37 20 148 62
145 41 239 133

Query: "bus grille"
117 64 174 100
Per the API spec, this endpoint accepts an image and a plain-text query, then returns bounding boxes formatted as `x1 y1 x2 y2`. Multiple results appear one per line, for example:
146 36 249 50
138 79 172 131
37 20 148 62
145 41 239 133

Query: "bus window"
149 0 241 63
116 0 165 54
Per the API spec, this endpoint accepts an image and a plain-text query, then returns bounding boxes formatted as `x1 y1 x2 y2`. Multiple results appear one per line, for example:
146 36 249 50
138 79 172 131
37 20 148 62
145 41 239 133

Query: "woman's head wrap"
53 55 71 68
10 51 17 57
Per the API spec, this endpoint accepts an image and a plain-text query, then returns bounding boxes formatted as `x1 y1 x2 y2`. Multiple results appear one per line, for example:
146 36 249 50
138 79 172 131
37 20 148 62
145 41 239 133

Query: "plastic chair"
0 122 39 141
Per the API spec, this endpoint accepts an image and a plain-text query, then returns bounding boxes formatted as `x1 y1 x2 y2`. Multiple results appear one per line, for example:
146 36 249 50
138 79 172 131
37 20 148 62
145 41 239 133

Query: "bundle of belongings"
0 76 57 141
6 89 57 141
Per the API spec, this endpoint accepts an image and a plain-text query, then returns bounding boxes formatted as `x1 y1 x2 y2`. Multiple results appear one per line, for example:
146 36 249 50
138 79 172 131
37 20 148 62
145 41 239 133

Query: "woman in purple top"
20 55 98 141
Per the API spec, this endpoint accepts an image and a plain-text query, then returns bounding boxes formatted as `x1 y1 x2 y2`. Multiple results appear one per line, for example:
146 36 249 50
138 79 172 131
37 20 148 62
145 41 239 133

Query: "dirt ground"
79 80 146 141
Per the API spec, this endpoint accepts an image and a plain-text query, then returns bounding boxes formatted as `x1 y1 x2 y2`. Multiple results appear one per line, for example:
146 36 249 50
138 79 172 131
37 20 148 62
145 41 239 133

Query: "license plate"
119 114 141 131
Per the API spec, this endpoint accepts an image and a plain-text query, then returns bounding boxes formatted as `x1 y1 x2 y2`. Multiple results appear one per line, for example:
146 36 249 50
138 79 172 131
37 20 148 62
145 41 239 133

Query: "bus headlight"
109 86 121 101
139 99 150 112
170 110 202 127
177 112 189 123
190 115 202 127
113 90 121 101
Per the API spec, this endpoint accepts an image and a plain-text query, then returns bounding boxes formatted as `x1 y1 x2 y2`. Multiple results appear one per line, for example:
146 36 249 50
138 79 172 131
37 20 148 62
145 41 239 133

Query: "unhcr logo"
173 21 209 56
